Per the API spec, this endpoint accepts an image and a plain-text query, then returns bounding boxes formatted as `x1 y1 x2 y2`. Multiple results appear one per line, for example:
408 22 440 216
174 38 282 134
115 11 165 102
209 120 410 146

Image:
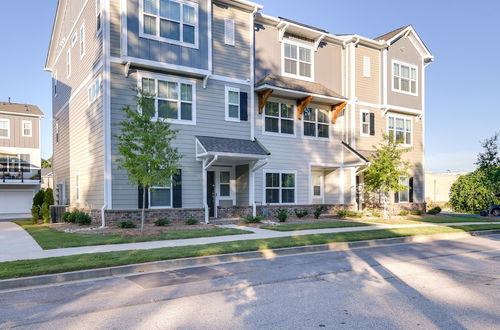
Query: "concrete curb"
1 229 499 291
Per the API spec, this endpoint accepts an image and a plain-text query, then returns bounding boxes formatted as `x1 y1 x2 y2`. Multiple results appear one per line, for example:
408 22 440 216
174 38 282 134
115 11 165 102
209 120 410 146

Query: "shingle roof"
256 74 346 100
374 25 411 42
278 17 329 34
0 102 44 116
196 136 270 156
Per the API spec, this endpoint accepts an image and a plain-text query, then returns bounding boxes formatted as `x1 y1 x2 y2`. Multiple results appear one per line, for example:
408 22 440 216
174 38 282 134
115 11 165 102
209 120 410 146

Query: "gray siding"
0 114 40 149
235 164 249 206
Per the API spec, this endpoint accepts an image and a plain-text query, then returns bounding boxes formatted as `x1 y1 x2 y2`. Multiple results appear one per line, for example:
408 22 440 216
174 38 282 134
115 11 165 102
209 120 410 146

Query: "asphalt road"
1 235 499 329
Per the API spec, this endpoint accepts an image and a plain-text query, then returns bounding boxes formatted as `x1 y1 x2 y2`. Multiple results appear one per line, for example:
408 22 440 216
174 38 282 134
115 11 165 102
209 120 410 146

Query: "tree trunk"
382 192 389 219
141 187 146 233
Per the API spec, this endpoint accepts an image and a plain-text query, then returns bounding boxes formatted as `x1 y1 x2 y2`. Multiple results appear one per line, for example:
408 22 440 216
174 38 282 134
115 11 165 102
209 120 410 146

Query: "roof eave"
45 0 62 71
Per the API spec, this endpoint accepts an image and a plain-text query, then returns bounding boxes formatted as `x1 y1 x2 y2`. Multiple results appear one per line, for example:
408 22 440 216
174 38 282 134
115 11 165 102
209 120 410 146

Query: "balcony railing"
0 168 41 183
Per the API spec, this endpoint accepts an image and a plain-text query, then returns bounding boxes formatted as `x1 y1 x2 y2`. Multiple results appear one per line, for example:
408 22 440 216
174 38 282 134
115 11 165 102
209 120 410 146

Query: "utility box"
50 205 67 223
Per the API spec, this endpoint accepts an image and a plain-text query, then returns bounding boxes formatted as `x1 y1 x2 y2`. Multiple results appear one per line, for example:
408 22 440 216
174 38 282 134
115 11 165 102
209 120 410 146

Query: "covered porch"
196 136 270 223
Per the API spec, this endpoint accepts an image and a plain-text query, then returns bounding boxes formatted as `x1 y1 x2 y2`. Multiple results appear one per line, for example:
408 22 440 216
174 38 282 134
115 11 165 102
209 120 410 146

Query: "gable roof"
374 25 411 42
0 102 44 117
196 136 270 156
375 25 433 61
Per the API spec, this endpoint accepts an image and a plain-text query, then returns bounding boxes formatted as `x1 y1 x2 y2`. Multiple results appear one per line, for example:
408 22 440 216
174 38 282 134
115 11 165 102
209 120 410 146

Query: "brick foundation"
362 203 427 214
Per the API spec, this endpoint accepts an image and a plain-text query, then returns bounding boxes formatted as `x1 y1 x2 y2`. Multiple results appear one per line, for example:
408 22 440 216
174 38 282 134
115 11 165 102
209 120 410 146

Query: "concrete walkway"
1 221 499 263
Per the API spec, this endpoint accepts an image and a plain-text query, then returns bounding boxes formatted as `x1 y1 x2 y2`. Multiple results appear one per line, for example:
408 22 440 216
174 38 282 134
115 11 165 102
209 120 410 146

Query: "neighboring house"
41 168 54 190
425 171 467 204
45 0 433 224
0 101 43 217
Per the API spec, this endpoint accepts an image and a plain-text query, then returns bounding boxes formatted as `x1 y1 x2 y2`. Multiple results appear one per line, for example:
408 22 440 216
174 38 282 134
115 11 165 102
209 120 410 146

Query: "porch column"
350 167 357 209
202 159 208 223
339 166 345 205
249 161 256 216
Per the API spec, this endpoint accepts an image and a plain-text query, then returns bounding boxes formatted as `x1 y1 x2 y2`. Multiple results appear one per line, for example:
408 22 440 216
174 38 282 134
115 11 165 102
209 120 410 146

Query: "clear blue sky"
0 0 498 172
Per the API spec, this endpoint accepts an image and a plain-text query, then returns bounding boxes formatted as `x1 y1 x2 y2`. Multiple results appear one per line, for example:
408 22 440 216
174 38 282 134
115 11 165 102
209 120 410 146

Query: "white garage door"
0 190 34 214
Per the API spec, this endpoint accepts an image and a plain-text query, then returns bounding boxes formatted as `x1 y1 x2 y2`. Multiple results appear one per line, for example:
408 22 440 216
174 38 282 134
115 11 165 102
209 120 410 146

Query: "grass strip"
13 220 251 250
261 221 370 231
1 224 500 280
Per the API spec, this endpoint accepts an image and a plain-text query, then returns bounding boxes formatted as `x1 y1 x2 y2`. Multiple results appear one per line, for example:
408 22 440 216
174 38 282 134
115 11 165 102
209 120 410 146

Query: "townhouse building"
46 0 433 224
0 101 43 217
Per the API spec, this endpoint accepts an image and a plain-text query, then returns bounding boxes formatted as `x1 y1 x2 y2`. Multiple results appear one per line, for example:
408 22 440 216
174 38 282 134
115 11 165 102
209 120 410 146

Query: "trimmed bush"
31 206 40 223
399 210 410 216
276 209 288 222
32 189 45 219
62 211 73 223
314 205 325 219
294 210 309 218
117 220 137 229
449 168 499 213
370 211 382 218
154 218 171 226
411 210 423 216
427 206 442 215
337 210 363 218
244 215 263 223
41 202 50 223
62 210 92 225
185 218 199 225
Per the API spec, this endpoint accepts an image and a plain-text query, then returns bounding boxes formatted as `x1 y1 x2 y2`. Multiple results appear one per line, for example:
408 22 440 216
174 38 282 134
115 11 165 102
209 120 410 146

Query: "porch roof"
196 136 270 158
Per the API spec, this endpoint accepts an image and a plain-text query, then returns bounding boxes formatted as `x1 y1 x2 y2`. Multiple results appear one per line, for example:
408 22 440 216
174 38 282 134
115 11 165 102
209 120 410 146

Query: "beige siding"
110 0 121 57
355 45 380 104
0 114 40 149
212 2 252 79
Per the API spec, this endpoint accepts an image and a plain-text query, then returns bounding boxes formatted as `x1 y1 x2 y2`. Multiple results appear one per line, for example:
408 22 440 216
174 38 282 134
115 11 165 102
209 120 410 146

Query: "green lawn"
13 220 251 250
360 215 499 225
2 224 500 279
261 221 370 231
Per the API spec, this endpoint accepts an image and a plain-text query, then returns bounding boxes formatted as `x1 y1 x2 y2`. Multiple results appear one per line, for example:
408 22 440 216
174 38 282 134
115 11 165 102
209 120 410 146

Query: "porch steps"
210 218 242 225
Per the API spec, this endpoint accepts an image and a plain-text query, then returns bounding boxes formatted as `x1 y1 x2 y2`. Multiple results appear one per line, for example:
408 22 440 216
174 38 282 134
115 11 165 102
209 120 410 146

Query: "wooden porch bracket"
331 102 347 124
296 95 313 119
257 89 273 114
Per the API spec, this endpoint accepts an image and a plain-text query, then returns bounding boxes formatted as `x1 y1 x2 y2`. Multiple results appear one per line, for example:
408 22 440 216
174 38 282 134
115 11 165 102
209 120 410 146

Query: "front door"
207 171 215 218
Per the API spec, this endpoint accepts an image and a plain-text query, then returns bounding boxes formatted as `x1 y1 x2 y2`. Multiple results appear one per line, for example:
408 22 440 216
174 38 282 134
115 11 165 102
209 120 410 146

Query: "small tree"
41 188 55 223
475 132 500 169
114 88 182 232
32 189 45 222
449 169 499 213
41 157 52 169
363 135 412 218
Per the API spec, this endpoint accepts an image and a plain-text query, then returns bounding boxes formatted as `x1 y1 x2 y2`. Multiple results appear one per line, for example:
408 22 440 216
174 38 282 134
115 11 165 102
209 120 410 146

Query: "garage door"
0 190 34 214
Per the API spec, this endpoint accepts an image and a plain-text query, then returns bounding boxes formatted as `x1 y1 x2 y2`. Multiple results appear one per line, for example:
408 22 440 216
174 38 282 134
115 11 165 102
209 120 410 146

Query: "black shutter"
172 169 182 208
394 191 399 204
369 113 375 136
138 186 149 209
409 177 414 203
240 92 248 121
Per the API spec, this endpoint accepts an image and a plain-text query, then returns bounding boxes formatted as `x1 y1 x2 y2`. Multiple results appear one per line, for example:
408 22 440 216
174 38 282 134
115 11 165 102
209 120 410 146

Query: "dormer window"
141 0 198 48
282 41 313 81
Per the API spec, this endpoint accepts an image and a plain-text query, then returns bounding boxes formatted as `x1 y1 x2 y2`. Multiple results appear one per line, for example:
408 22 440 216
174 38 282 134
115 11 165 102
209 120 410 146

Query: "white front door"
311 171 324 204
212 166 236 212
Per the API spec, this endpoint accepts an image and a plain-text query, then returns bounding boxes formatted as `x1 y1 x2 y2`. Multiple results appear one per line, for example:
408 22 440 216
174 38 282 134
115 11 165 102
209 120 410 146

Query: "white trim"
0 119 10 139
137 71 197 125
262 100 296 138
302 107 330 140
255 84 347 103
386 104 422 115
360 109 370 137
148 185 173 209
210 75 250 86
386 26 433 60
66 48 71 79
113 56 211 77
207 0 212 73
75 172 80 203
398 176 410 203
21 120 33 137
88 75 102 104
224 18 235 46
391 59 418 96
71 32 77 47
281 39 314 82
386 113 413 147
96 0 103 34
262 169 298 205
120 0 127 56
104 0 112 210
138 0 199 49
311 170 324 203
225 86 240 122
79 22 86 59
363 56 371 78
382 48 387 105
53 71 58 96
213 167 236 205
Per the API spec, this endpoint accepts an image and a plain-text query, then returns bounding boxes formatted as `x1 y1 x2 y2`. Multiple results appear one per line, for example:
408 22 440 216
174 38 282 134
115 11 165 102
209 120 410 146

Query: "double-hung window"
53 72 58 96
79 24 86 59
142 0 198 47
219 171 230 197
96 0 102 33
22 121 32 137
0 119 9 138
363 56 371 77
225 87 240 121
141 75 195 124
149 186 172 208
388 115 412 145
303 108 329 138
398 177 410 203
393 61 417 95
66 49 71 78
283 41 313 80
265 171 296 204
361 111 370 136
88 77 102 104
264 101 294 135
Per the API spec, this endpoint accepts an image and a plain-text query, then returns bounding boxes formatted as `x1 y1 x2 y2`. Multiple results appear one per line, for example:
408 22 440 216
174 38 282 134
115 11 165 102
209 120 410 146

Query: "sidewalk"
1 221 499 263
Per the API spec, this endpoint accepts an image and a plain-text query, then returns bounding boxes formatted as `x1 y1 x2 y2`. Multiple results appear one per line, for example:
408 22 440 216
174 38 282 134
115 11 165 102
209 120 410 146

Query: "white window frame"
387 113 413 147
262 100 296 138
224 18 235 46
214 167 235 204
281 39 314 82
71 32 77 47
392 60 418 96
53 71 58 96
55 120 59 144
79 23 86 59
311 171 324 200
0 119 10 139
302 107 330 140
22 120 32 137
398 176 410 203
66 48 71 79
225 86 240 122
139 0 199 49
96 0 102 34
263 169 297 205
75 172 80 203
149 185 173 209
360 110 371 137
137 71 197 125
363 56 371 77
88 76 102 104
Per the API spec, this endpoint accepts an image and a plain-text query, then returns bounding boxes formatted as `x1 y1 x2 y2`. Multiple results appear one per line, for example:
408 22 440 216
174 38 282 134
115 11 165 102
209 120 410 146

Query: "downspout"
250 159 268 216
203 155 218 223
100 203 106 228
250 5 259 140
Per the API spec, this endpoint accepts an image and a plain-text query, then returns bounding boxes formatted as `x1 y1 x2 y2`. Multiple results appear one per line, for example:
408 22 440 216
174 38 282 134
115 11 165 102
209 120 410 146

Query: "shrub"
62 211 73 223
73 210 91 225
370 211 382 218
314 205 326 219
337 210 363 218
399 210 409 216
449 168 499 213
33 189 45 208
411 210 423 216
244 215 263 223
44 188 55 206
276 209 288 222
41 202 51 223
31 205 40 223
117 220 136 228
294 210 309 218
427 206 442 215
154 218 171 226
185 218 199 225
